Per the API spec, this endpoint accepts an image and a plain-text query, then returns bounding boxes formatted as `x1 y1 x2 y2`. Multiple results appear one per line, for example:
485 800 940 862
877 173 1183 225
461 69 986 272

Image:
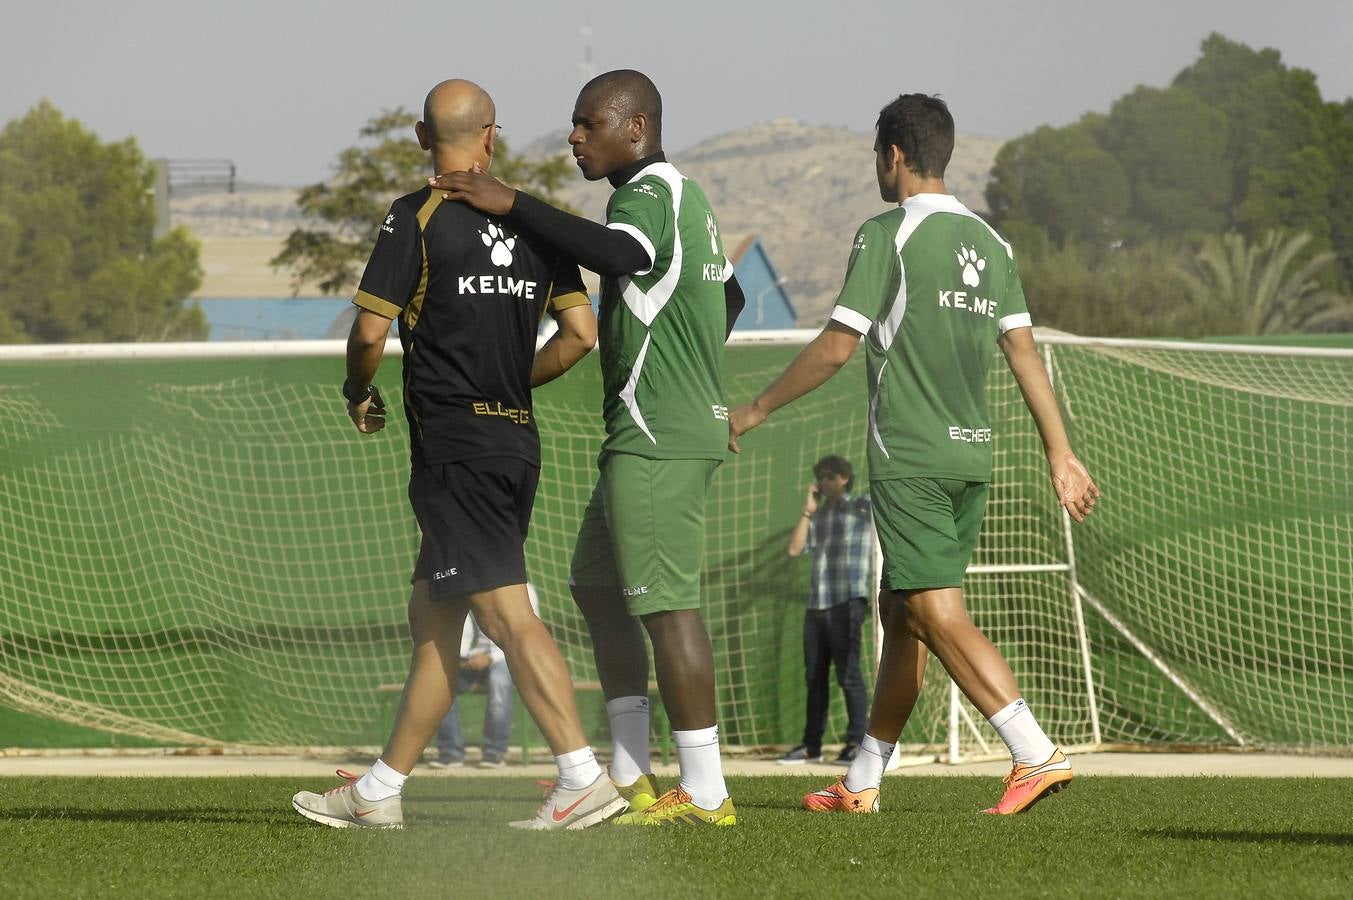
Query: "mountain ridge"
174 120 1001 322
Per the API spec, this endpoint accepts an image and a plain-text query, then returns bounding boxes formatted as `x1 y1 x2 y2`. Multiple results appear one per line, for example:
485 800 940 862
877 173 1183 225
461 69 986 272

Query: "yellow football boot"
613 787 737 826
612 772 661 815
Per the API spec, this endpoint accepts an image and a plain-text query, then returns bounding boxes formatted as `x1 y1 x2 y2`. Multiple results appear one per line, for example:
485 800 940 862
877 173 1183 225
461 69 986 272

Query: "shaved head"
421 79 495 147
579 69 663 145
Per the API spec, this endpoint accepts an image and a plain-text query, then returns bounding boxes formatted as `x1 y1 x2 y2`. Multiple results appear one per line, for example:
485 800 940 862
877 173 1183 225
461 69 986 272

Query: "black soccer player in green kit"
438 69 745 826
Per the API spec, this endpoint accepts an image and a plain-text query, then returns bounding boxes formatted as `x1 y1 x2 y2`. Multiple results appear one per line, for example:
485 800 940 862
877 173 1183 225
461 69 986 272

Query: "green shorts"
570 454 719 616
871 477 989 591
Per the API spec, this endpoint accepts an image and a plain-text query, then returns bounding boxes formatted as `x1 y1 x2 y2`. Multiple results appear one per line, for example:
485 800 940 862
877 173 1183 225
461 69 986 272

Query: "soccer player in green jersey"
435 70 745 826
729 94 1100 816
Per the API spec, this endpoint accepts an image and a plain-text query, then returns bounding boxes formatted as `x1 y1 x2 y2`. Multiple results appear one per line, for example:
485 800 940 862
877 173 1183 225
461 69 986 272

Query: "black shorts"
409 456 540 599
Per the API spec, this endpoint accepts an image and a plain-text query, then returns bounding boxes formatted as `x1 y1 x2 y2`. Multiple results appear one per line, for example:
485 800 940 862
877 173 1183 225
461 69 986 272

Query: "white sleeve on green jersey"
828 219 896 336
999 251 1033 334
605 181 669 276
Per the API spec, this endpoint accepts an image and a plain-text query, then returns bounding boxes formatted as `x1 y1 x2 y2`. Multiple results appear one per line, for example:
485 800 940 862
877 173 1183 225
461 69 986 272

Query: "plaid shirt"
803 494 873 610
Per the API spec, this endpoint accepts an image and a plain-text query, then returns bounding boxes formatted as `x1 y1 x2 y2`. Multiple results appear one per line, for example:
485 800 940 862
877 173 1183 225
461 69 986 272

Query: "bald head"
420 79 495 148
579 69 662 145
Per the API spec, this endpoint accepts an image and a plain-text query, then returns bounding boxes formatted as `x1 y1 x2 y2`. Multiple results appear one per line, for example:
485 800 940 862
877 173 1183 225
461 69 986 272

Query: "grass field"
3 775 1351 898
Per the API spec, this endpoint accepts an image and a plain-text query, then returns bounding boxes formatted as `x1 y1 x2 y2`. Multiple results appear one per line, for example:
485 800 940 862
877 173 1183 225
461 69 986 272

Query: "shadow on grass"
5 806 509 827
1143 828 1353 847
6 807 286 825
407 789 539 802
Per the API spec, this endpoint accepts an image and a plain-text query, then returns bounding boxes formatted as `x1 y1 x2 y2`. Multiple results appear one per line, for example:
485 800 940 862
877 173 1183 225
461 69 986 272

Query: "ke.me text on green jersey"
830 193 1032 482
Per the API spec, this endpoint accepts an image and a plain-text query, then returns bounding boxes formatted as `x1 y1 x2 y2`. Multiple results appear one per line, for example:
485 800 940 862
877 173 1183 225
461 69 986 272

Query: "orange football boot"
802 776 880 813
981 748 1073 815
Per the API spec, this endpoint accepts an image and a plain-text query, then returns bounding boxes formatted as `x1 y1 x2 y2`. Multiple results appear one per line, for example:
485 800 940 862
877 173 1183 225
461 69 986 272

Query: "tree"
1175 231 1353 335
1094 86 1231 237
1172 32 1330 236
1018 241 1203 338
0 102 205 343
1320 98 1353 286
1236 145 1336 244
986 123 1129 247
273 109 577 295
987 34 1353 293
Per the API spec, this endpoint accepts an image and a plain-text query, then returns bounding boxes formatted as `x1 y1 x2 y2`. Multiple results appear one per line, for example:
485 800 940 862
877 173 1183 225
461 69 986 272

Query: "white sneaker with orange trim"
981 748 1073 815
291 769 404 829
508 773 627 831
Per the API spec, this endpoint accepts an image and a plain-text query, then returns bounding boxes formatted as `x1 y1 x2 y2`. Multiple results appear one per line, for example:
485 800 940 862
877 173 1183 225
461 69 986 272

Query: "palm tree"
1175 231 1353 334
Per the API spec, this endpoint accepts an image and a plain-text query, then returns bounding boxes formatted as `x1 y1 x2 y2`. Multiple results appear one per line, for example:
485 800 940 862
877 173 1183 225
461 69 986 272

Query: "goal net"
0 333 1348 756
1038 337 1353 754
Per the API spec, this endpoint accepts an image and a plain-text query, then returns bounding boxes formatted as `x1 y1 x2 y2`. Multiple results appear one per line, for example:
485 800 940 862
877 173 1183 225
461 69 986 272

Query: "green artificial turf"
0 706 167 750
2 775 1351 898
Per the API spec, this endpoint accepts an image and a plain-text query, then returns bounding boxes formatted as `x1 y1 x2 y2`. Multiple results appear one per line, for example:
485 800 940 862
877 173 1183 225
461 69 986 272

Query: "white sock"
555 746 604 791
674 725 728 809
989 698 1057 766
605 695 652 785
844 733 894 793
356 758 406 801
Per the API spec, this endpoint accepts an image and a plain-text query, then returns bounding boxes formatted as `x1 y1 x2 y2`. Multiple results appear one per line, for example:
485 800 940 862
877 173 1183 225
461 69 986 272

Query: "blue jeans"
802 597 869 752
437 659 513 762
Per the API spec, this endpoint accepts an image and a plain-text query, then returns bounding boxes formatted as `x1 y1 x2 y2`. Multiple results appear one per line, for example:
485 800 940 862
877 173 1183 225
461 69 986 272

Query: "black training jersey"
352 186 590 467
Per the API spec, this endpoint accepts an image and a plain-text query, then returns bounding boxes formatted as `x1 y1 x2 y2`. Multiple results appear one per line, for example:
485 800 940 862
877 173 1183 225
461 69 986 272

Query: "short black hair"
875 93 954 178
581 69 663 143
813 455 855 492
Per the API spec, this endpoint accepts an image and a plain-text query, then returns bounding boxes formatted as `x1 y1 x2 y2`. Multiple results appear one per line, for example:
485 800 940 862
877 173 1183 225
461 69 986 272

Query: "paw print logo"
956 245 985 287
706 212 719 255
480 222 516 267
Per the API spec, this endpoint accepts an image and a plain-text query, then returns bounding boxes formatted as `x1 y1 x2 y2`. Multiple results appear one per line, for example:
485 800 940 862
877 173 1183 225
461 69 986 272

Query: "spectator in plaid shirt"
777 455 873 766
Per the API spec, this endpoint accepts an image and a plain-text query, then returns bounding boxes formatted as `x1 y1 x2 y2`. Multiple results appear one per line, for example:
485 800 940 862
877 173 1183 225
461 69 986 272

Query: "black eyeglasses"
482 123 502 133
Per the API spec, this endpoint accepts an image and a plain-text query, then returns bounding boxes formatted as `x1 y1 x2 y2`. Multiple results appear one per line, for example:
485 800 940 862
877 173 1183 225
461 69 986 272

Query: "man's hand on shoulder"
1050 450 1099 523
430 166 516 216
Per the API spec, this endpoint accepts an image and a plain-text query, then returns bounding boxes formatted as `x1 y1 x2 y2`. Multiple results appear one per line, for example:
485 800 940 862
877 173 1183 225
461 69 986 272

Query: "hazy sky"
4 0 1351 185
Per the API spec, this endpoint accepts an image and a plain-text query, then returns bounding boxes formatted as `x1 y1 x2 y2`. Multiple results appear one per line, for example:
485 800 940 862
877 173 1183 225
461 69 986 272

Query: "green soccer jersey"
597 161 733 460
830 193 1032 482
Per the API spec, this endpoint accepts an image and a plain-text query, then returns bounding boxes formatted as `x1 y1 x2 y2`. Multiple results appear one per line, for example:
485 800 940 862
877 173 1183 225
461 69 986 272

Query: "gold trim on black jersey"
401 192 444 332
353 290 401 319
550 290 591 311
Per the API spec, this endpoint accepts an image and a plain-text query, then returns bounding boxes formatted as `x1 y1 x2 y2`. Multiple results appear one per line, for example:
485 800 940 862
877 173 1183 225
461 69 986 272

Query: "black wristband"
342 379 373 405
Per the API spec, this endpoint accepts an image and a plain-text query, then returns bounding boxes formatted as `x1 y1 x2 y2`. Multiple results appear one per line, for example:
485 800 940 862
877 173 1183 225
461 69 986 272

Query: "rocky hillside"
171 184 305 238
174 120 1001 321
